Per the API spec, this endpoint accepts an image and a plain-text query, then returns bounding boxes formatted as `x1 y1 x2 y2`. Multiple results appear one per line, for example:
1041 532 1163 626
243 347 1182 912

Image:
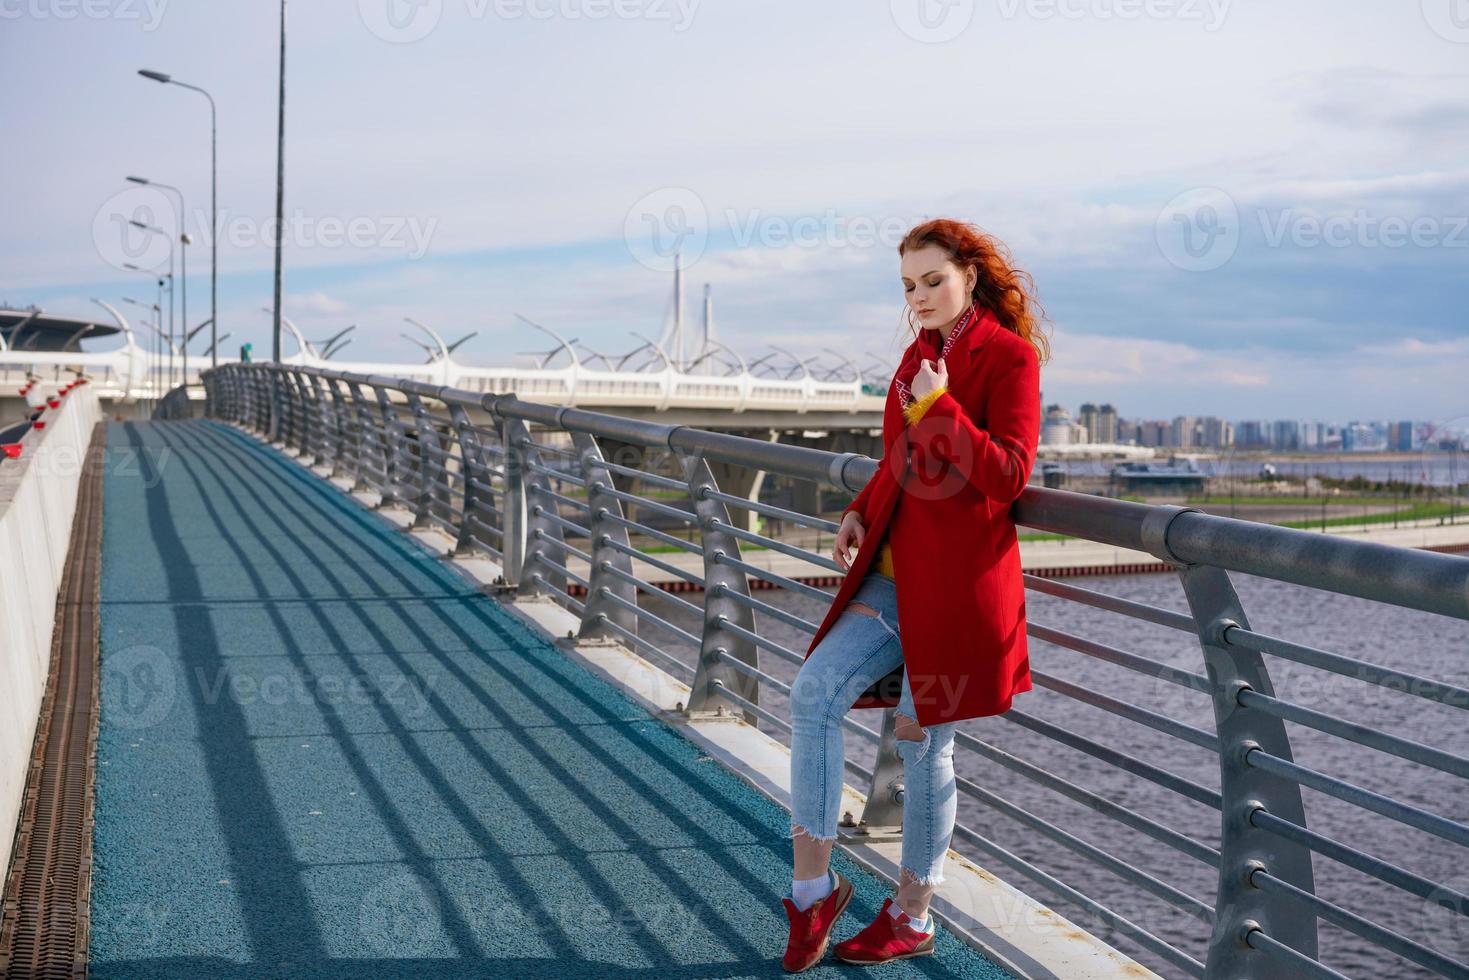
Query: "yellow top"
873 531 896 578
850 385 948 580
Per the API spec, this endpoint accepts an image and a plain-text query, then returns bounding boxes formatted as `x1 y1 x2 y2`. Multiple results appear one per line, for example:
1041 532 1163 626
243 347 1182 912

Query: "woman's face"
900 245 974 331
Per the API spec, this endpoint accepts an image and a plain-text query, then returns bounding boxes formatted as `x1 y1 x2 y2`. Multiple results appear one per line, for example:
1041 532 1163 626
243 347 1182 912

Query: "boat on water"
1109 455 1207 493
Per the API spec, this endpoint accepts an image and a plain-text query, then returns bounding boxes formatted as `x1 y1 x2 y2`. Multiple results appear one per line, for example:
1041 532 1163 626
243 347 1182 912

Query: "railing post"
319 376 353 479
343 381 377 492
288 370 313 457
682 452 760 722
277 370 296 446
852 708 907 837
449 404 492 557
500 416 564 595
571 430 638 641
402 391 446 528
1179 561 1318 973
307 373 339 470
266 370 283 443
281 370 304 450
255 369 270 434
372 385 405 509
498 414 528 588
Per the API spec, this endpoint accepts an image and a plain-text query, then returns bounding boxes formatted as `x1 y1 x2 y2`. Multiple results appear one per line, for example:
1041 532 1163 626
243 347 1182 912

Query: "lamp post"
126 222 175 387
121 295 161 413
138 68 218 368
271 0 287 363
127 177 191 387
122 262 169 410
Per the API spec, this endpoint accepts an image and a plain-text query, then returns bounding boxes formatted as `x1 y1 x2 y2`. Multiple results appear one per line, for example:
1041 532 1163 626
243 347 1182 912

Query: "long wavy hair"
897 219 1052 366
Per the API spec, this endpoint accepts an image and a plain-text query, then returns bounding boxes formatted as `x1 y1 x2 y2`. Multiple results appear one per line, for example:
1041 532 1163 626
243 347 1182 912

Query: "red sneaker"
780 869 854 972
833 896 936 965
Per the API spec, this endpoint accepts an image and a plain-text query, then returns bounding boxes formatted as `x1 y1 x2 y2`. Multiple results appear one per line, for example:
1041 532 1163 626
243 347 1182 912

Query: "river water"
635 568 1469 978
1052 453 1467 489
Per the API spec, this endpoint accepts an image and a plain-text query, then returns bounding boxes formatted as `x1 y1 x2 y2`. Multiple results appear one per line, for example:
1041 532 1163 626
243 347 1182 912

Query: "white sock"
888 900 932 933
792 870 836 911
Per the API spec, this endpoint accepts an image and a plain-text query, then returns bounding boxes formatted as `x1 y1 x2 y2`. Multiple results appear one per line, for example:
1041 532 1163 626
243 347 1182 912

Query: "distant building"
1272 419 1301 451
1390 420 1415 452
1171 415 1197 449
1342 423 1386 452
1134 420 1170 448
1042 404 1074 445
1199 416 1233 449
1071 402 1121 445
1236 421 1269 449
1078 403 1098 443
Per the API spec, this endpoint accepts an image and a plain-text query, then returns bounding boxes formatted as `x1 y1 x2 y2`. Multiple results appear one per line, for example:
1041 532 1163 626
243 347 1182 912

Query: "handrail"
196 362 1469 979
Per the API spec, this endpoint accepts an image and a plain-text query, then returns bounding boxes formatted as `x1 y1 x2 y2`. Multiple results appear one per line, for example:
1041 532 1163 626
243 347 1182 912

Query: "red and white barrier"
0 380 101 876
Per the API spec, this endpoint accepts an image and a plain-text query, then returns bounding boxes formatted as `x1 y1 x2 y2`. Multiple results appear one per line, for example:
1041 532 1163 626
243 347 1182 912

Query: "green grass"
1185 494 1440 506
1274 501 1467 530
641 541 772 555
1017 501 1467 540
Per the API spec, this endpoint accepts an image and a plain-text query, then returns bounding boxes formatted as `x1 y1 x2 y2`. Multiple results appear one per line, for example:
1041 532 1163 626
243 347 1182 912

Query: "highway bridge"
0 306 887 431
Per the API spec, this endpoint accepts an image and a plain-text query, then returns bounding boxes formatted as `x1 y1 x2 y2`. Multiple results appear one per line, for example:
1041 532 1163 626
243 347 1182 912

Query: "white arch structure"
0 326 885 415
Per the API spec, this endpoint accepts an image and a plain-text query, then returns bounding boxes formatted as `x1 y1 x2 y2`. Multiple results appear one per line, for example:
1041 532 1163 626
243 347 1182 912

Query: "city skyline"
1042 397 1466 452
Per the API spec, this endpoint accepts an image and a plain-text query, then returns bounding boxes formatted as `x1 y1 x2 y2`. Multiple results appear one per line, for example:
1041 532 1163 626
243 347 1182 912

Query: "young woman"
779 218 1049 970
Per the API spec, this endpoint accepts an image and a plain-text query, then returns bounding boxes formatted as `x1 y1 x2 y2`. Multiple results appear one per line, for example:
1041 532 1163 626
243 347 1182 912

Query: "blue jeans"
788 572 959 886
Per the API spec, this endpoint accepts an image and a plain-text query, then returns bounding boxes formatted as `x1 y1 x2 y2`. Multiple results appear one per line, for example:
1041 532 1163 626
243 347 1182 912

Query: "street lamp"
138 68 219 368
127 176 194 386
270 2 287 362
121 295 164 413
122 263 168 410
126 222 175 386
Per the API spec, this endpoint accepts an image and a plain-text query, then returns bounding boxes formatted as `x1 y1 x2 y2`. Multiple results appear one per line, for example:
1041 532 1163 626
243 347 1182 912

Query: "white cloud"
287 292 351 316
1358 335 1469 357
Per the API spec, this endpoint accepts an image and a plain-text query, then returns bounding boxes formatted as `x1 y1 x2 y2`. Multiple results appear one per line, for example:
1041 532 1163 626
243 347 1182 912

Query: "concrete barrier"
0 382 101 877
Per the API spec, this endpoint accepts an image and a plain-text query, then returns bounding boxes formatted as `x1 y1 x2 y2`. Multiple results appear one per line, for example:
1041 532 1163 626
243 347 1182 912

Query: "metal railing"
153 382 202 420
197 363 1469 979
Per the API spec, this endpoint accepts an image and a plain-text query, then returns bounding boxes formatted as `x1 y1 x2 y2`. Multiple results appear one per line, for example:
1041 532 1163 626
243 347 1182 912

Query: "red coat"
804 307 1042 726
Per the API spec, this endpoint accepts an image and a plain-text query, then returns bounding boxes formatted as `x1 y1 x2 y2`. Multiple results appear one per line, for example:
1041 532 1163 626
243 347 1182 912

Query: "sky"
2 0 1467 425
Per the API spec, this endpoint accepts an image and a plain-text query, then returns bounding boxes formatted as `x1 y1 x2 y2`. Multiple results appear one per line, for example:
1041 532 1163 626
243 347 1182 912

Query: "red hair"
897 219 1052 366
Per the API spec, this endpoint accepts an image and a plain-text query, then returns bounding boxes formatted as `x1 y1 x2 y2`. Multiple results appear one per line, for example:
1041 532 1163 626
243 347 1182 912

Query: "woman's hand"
833 510 865 571
910 357 948 400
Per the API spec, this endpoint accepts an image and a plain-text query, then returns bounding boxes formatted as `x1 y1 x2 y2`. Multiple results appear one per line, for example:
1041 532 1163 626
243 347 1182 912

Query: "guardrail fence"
197 363 1469 980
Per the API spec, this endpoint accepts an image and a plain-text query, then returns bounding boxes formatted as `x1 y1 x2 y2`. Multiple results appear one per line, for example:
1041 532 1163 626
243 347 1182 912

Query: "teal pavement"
91 419 1012 979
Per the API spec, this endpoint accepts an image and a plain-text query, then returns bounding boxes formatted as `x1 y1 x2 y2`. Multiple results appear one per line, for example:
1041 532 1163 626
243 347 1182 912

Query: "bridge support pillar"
704 429 779 535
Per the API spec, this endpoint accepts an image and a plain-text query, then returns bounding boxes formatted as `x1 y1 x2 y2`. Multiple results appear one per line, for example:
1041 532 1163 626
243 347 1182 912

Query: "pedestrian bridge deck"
92 419 1011 978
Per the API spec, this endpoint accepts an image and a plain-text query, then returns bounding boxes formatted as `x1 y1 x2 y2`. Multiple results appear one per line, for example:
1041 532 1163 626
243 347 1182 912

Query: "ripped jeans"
788 571 958 886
